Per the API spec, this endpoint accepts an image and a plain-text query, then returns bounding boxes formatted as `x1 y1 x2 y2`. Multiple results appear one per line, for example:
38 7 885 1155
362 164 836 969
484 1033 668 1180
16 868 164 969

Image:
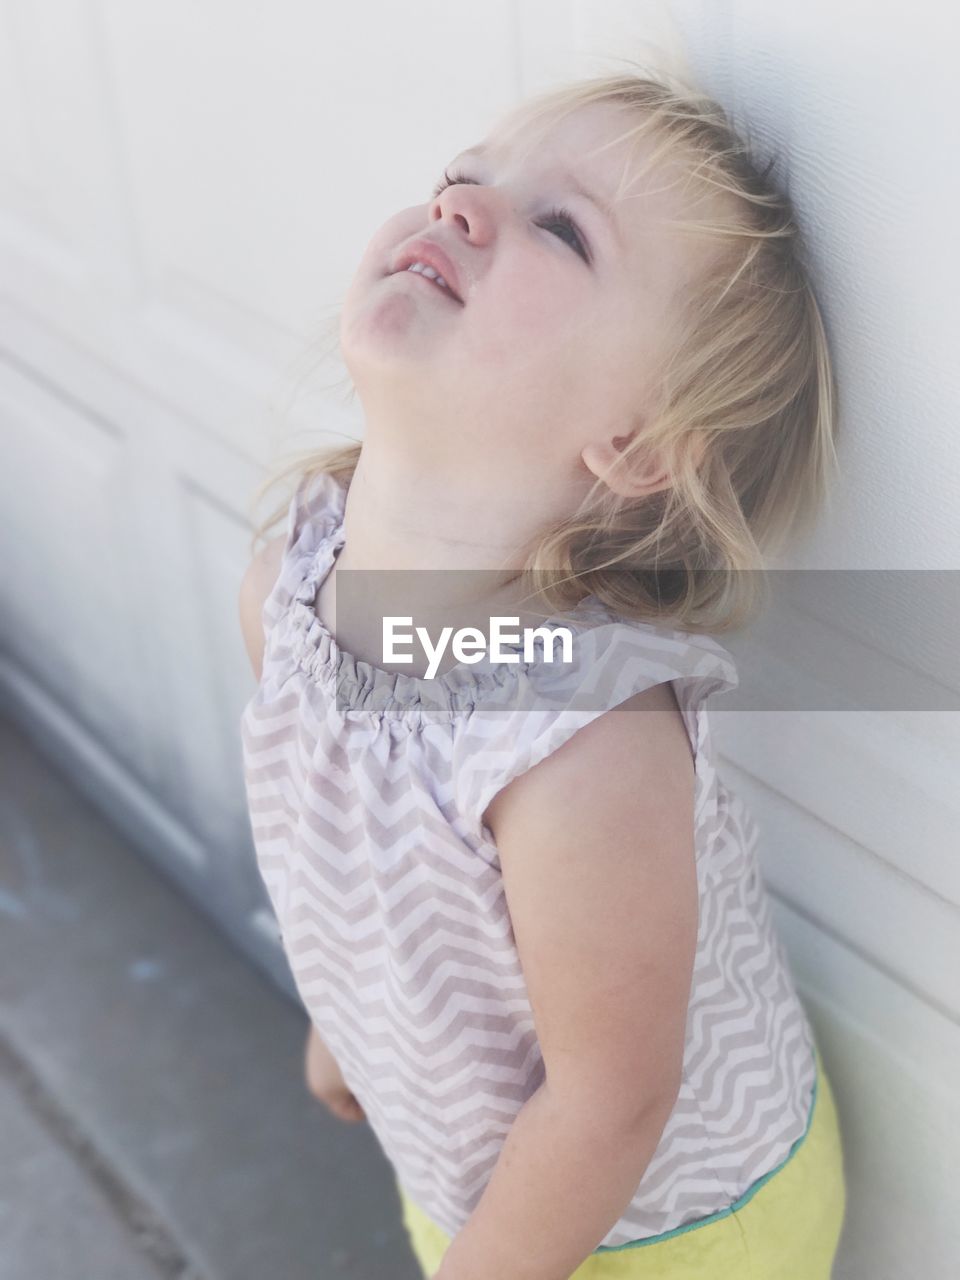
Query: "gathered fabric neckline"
283 493 611 727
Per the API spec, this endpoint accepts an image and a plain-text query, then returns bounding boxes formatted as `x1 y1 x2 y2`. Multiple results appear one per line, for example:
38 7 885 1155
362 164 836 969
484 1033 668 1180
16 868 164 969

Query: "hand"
303 1023 366 1124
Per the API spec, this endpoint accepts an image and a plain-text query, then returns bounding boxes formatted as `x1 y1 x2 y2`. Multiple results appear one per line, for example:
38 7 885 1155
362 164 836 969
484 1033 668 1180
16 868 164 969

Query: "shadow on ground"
0 716 422 1280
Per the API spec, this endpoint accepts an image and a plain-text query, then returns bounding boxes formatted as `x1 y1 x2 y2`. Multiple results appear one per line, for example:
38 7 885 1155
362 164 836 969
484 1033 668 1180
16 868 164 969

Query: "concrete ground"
0 715 423 1280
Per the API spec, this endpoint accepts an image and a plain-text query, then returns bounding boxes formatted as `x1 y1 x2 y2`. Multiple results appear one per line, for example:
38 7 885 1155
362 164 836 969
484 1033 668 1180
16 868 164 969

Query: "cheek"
469 261 598 361
500 256 570 313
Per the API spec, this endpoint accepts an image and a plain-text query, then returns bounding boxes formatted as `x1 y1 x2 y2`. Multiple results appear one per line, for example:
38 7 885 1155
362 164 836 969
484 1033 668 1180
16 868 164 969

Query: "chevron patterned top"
240 468 818 1249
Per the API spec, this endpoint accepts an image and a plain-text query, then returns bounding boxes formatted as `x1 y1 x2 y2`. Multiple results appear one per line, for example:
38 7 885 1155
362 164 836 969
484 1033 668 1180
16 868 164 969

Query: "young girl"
239 69 847 1279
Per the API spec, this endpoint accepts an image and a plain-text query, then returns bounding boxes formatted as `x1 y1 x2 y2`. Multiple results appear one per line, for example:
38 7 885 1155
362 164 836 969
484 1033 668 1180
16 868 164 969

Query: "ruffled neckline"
284 480 613 727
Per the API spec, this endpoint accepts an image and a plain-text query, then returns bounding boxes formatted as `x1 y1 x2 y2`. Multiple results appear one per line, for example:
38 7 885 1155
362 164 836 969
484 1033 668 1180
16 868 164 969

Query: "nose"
430 182 502 245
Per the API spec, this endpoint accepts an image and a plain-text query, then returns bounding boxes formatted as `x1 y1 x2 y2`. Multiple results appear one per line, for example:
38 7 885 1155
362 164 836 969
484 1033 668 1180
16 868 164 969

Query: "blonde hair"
250 63 840 635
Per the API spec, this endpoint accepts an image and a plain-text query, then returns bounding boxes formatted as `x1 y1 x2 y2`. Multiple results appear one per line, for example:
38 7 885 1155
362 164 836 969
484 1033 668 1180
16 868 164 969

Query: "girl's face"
340 102 698 496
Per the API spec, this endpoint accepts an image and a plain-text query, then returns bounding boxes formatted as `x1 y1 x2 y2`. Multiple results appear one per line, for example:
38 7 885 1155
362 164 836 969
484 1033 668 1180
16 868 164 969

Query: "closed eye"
431 169 590 263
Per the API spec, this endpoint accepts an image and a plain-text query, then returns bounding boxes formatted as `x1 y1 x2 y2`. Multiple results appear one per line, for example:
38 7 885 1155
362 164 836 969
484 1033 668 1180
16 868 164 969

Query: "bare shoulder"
483 679 694 839
238 533 287 681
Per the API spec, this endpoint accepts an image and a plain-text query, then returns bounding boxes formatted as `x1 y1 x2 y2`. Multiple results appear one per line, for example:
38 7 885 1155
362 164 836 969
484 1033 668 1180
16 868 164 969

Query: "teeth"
406 261 450 291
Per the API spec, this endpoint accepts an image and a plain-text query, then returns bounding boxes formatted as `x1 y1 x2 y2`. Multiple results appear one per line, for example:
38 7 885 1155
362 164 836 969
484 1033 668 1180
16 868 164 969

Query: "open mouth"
391 264 463 304
400 269 454 298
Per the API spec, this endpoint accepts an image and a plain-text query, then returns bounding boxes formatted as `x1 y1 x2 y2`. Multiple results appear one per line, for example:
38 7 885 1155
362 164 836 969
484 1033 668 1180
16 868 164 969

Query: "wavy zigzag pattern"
239 470 817 1247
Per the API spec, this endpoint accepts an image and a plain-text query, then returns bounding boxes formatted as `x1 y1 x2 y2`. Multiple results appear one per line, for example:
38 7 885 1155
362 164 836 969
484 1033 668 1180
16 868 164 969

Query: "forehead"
487 101 638 178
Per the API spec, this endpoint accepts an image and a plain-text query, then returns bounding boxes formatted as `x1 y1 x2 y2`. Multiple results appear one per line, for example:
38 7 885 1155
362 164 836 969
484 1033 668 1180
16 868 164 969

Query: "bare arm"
238 531 363 1122
435 682 699 1280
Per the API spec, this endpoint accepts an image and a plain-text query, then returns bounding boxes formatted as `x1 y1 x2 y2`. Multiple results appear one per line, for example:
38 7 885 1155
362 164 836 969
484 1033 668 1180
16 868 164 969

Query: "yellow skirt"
397 1048 846 1279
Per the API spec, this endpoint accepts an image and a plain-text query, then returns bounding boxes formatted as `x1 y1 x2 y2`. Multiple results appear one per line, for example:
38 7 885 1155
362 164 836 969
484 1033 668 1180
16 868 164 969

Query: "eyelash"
431 168 590 263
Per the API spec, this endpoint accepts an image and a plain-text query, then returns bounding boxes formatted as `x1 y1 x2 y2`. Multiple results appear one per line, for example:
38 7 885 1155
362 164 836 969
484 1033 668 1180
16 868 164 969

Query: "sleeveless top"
239 469 818 1249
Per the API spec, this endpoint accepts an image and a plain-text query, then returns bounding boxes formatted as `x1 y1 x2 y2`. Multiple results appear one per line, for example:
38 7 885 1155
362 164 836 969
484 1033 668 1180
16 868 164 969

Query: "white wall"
0 3 956 1275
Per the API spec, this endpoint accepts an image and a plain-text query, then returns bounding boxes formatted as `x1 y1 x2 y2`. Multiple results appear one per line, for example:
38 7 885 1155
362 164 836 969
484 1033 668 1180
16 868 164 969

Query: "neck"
332 443 582 625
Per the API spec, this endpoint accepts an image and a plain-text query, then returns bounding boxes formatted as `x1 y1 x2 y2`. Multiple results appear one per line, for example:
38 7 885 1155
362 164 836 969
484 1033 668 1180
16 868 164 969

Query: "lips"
390 239 464 303
400 267 460 304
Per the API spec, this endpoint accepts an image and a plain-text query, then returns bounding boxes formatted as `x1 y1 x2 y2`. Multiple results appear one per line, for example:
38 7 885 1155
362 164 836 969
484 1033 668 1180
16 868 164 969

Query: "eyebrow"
454 143 623 248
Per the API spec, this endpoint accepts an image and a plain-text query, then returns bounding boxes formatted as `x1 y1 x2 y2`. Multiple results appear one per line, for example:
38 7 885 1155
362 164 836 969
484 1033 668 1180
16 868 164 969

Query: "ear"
581 432 674 499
